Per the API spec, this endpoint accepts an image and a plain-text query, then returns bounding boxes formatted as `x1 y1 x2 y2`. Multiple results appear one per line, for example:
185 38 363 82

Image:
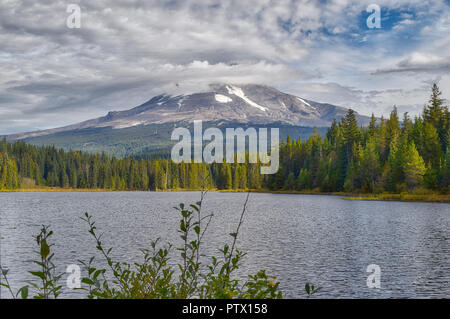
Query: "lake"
0 191 449 298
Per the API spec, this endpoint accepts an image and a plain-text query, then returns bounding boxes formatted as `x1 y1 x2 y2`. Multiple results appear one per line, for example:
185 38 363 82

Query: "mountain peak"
6 84 370 140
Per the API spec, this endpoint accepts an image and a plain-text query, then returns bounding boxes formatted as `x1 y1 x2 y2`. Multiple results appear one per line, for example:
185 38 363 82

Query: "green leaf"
93 269 104 280
81 278 95 285
181 210 189 218
180 220 186 232
29 271 45 280
20 286 29 299
40 240 50 259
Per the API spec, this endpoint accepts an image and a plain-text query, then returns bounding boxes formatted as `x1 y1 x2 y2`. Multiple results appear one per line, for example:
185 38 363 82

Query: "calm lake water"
0 191 449 299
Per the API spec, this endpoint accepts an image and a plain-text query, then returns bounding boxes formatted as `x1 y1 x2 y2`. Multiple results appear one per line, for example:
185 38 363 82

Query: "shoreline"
1 187 448 203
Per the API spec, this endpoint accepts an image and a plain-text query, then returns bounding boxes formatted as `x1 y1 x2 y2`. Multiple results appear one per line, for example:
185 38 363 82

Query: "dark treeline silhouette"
1 84 448 193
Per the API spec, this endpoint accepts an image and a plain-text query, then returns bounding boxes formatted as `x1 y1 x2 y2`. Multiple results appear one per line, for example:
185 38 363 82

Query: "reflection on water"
0 191 449 298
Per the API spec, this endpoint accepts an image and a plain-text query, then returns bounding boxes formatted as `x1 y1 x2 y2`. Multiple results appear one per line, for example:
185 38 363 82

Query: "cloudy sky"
0 0 449 134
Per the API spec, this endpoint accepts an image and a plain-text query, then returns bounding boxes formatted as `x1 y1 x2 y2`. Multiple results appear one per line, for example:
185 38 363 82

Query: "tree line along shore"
1 84 448 202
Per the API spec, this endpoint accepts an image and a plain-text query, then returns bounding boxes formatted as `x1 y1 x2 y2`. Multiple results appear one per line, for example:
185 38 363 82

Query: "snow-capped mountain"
4 84 373 156
8 84 370 141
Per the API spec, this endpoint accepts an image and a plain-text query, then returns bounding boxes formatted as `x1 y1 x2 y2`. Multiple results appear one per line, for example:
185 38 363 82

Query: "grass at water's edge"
1 186 449 203
344 193 450 203
253 189 450 203
0 187 113 192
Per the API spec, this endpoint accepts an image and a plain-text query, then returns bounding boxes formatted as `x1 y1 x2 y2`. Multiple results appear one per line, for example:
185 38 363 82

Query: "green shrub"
1 192 301 299
1 192 321 299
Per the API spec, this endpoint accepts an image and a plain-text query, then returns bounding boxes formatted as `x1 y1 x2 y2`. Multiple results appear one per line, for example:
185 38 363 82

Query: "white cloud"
0 0 449 133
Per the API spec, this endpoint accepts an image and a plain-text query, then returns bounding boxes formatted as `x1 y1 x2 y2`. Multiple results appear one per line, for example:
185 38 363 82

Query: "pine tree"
422 122 442 167
423 83 449 153
233 164 242 189
368 113 377 137
296 169 311 190
360 138 380 192
284 172 296 190
342 109 360 165
403 142 426 190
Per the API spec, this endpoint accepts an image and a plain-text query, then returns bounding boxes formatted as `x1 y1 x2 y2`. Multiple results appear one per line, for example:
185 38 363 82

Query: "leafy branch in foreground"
1 225 63 299
305 283 321 298
0 192 321 299
78 191 283 299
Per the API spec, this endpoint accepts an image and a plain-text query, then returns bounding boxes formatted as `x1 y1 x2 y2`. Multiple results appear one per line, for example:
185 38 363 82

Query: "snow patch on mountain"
114 121 146 129
177 97 185 110
226 85 268 112
215 94 232 103
297 97 311 107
